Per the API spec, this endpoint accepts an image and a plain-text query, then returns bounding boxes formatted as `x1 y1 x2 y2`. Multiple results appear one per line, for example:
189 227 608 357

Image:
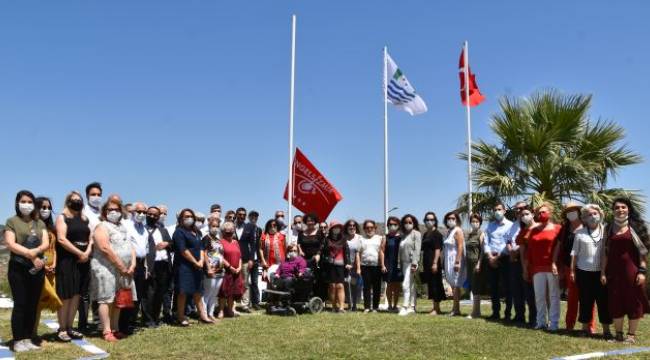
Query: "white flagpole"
383 46 389 233
287 15 297 226
463 40 473 218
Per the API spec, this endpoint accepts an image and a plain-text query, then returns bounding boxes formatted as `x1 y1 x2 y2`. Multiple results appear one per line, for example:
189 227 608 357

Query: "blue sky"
1 1 648 225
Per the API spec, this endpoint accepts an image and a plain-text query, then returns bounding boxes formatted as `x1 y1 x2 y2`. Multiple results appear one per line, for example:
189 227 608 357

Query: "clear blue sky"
1 1 648 224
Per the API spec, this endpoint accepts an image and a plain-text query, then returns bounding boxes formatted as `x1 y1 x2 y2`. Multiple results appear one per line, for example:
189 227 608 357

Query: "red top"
221 238 241 268
261 232 286 266
526 224 562 275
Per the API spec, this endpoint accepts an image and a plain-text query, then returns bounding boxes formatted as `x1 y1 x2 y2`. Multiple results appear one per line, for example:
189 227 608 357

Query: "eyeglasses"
135 210 146 214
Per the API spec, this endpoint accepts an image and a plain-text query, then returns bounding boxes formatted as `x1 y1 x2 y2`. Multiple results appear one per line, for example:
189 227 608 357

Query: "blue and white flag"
385 52 428 116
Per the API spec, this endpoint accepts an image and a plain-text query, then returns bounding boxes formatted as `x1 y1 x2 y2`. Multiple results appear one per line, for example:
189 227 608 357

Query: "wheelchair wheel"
307 297 324 314
288 306 297 316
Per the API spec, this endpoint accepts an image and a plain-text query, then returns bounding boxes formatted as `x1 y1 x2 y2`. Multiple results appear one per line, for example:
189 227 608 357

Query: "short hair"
236 207 247 214
147 206 161 214
221 221 235 232
536 201 555 214
443 211 462 227
580 204 603 221
303 213 318 224
423 211 438 228
344 219 360 234
493 201 505 210
469 213 483 226
386 216 400 226
100 197 124 221
225 210 235 218
85 182 102 197
14 190 37 219
210 204 221 212
249 210 259 218
400 214 419 232
195 211 206 220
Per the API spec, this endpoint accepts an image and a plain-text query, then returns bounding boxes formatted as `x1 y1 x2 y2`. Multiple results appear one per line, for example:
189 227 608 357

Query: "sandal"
102 331 118 343
199 318 214 324
67 329 84 340
625 333 636 344
613 332 625 342
178 319 190 327
112 331 127 340
603 332 614 341
57 330 72 342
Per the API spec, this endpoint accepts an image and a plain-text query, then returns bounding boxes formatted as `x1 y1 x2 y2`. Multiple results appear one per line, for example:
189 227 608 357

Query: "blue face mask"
494 211 505 221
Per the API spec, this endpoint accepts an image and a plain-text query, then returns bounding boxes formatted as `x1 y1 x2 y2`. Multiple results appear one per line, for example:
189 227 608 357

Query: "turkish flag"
283 148 343 221
459 47 485 107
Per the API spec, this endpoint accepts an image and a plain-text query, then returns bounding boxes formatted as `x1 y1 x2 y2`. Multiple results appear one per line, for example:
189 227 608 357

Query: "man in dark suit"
234 207 261 311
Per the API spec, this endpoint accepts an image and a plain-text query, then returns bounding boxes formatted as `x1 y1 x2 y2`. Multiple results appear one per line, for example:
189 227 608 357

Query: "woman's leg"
629 318 640 337
453 287 461 314
202 278 213 319
533 273 548 328
548 273 561 330
565 270 579 331
110 304 120 333
194 292 210 321
336 283 346 310
176 293 187 322
57 299 70 331
328 284 337 310
361 267 372 310
401 265 412 309
98 303 111 334
67 295 81 330
371 267 381 310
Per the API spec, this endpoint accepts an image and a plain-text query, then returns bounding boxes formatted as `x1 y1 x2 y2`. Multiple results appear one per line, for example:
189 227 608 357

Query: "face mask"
388 224 399 232
614 214 628 227
566 211 579 222
538 212 550 223
276 217 285 227
223 231 234 238
446 220 456 229
69 199 83 212
183 218 195 228
331 228 341 236
404 223 414 231
471 222 480 230
494 211 505 222
294 223 305 232
425 220 435 229
195 221 204 229
88 195 102 208
158 215 167 225
521 214 533 226
146 216 158 227
107 210 122 223
134 213 146 224
287 251 297 260
587 214 601 226
40 209 51 220
209 227 219 236
18 203 34 216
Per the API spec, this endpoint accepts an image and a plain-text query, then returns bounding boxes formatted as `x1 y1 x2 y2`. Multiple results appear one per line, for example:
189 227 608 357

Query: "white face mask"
209 227 219 236
134 213 146 224
89 195 102 208
331 228 341 236
158 215 167 225
107 210 122 223
521 214 533 226
19 203 34 216
404 223 414 231
388 224 399 232
183 218 195 228
587 214 601 226
425 220 435 229
287 251 298 260
39 209 51 220
195 221 204 229
566 211 579 222
614 214 628 226
446 220 456 229
471 222 480 230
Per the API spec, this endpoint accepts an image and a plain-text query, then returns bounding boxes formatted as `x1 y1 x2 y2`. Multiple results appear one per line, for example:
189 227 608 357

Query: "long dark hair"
400 214 419 233
14 190 37 220
612 197 649 247
264 219 276 234
177 208 199 234
35 196 55 232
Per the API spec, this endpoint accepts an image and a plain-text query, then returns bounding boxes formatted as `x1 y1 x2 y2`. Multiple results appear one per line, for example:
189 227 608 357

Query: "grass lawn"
2 302 650 359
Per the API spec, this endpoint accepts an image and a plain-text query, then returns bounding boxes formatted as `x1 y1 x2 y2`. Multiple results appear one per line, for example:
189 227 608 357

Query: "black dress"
420 229 446 302
56 215 91 300
298 231 326 298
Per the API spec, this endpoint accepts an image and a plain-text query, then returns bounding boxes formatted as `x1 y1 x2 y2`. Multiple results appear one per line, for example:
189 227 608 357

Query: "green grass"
2 302 650 359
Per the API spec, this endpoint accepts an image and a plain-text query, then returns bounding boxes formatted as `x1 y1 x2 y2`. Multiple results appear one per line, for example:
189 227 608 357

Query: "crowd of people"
3 182 649 353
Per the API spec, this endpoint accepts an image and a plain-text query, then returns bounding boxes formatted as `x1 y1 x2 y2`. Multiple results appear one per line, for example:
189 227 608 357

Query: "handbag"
11 220 42 268
115 276 135 309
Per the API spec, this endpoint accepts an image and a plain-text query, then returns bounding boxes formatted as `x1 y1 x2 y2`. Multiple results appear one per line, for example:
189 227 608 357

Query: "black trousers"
361 265 382 310
8 261 44 341
576 269 612 325
525 281 537 326
119 259 146 332
509 260 526 321
487 255 512 318
249 261 260 306
145 261 172 324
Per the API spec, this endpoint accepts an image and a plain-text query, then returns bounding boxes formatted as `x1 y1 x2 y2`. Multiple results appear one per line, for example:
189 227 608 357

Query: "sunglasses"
41 206 52 210
270 224 277 228
107 208 121 212
364 226 375 230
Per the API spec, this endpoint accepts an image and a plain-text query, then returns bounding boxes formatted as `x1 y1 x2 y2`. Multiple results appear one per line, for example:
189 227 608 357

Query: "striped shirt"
570 226 604 272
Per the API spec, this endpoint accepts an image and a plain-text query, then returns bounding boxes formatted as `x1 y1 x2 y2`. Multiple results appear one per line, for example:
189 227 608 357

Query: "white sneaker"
363 309 371 313
398 307 408 316
25 341 40 350
406 308 415 315
13 340 32 352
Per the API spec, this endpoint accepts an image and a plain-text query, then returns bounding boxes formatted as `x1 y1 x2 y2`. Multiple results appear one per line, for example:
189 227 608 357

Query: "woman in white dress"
443 211 466 316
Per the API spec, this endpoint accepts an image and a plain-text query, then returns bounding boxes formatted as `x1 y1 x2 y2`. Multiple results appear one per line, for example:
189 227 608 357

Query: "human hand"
551 263 558 276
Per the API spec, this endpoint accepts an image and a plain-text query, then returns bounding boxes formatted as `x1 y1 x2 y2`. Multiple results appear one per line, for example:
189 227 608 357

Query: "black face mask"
146 216 159 227
69 199 83 212
223 231 234 238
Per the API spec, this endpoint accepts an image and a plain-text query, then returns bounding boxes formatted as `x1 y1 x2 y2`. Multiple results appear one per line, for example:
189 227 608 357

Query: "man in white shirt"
142 206 173 327
195 211 207 237
120 202 149 333
80 181 103 331
484 202 514 320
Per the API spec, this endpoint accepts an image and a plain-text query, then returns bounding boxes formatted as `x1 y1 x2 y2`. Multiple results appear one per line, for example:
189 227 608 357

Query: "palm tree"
458 89 644 218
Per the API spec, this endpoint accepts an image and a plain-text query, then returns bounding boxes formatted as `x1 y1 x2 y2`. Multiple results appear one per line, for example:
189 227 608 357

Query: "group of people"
3 182 649 353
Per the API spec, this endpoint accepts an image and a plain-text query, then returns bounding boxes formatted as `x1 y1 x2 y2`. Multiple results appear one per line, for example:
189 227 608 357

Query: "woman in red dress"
217 221 243 318
601 197 650 343
258 219 286 282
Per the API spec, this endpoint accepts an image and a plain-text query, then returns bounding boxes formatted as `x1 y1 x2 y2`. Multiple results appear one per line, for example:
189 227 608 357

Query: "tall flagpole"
463 40 473 218
287 15 297 227
383 46 389 233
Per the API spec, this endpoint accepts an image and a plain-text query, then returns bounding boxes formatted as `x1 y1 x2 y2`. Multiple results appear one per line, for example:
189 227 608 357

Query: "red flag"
283 148 343 221
459 47 485 107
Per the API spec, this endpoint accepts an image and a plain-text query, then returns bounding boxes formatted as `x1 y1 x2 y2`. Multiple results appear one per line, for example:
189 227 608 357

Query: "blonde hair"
580 204 604 221
536 201 555 214
62 191 87 221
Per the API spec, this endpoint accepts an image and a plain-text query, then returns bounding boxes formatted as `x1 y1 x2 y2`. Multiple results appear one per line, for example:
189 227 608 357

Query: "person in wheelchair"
273 244 307 293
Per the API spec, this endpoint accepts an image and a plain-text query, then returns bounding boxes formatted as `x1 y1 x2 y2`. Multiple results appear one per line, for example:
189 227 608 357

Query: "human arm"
55 215 87 261
454 230 464 273
379 237 386 273
411 231 422 270
94 225 129 275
